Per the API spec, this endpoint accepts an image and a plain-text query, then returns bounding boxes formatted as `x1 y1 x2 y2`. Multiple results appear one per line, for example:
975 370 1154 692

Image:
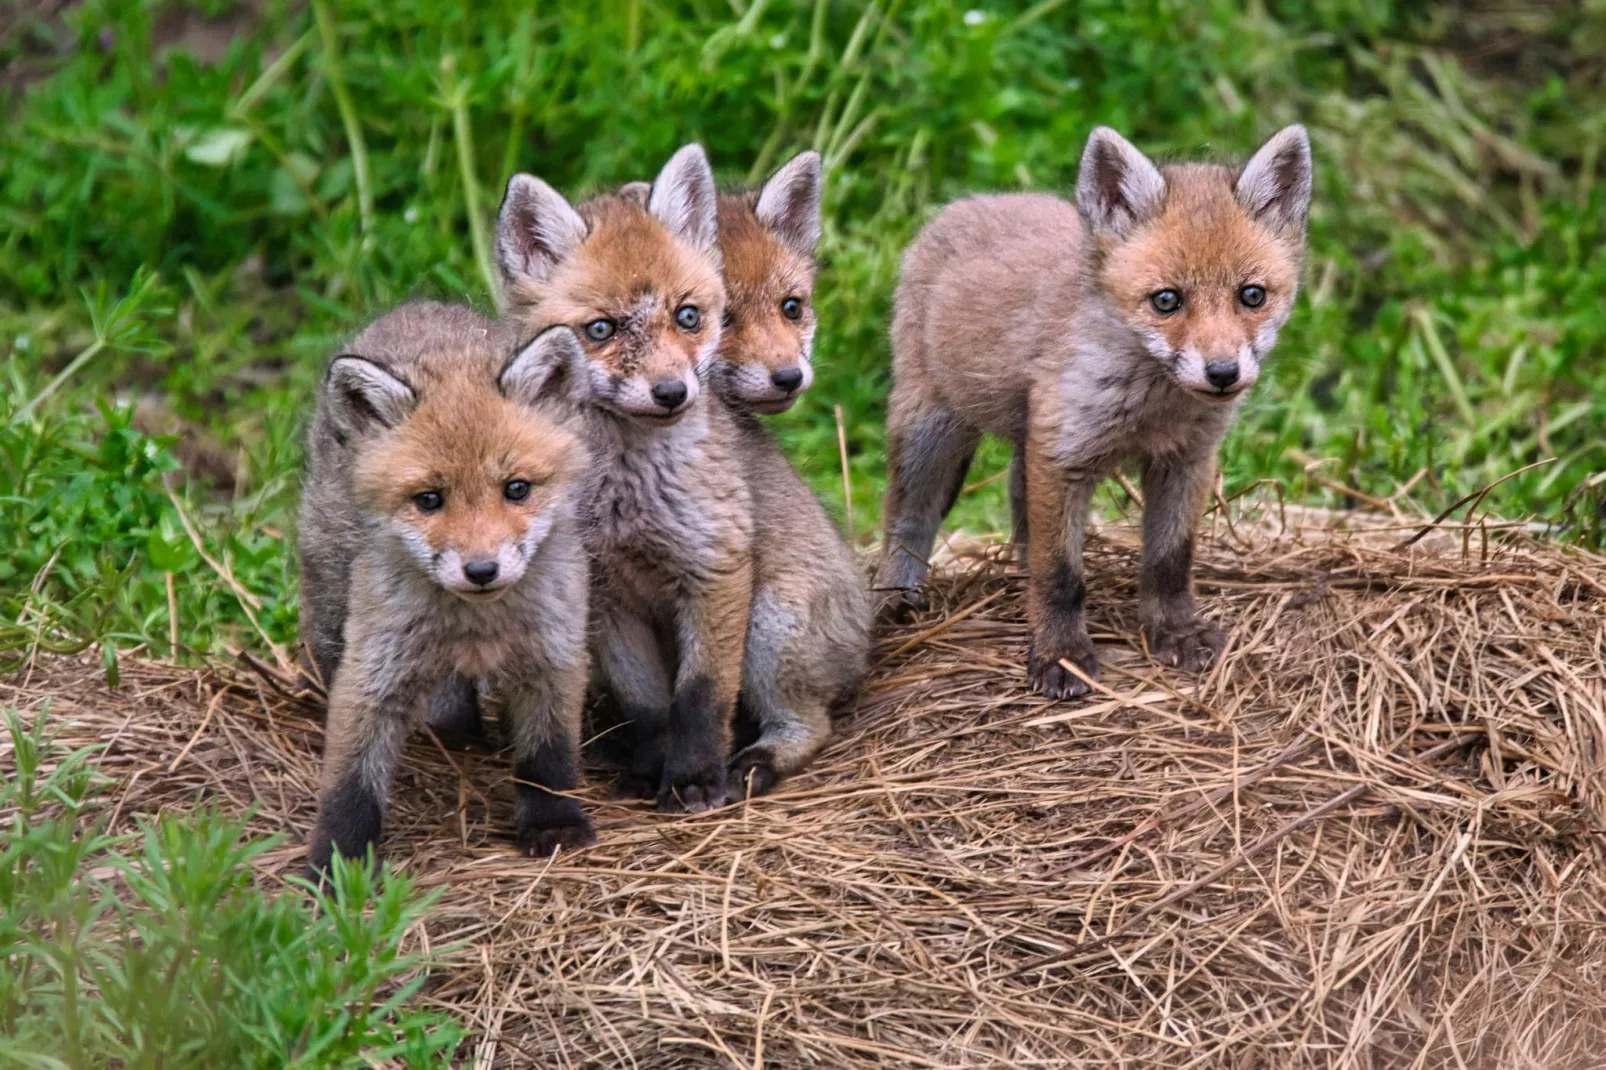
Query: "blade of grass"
230 29 314 118
835 403 854 542
311 0 374 236
442 58 497 300
1414 307 1476 427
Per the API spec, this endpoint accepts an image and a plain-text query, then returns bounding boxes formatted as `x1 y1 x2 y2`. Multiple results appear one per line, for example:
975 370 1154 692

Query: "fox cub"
711 151 870 795
496 145 752 811
873 125 1312 699
610 150 869 794
298 302 595 871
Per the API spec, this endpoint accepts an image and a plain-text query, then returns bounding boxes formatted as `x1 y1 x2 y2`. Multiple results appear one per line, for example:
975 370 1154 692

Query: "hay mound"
5 519 1605 1068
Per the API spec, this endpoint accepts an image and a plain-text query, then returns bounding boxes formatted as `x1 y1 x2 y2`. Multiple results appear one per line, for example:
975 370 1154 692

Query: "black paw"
611 767 659 800
874 586 928 623
656 762 728 813
611 727 664 800
727 747 781 801
1026 638 1100 700
304 836 382 886
306 781 383 882
1144 616 1225 672
516 811 596 856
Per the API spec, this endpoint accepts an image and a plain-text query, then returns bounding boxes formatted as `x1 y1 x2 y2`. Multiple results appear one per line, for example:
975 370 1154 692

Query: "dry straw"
4 512 1604 1068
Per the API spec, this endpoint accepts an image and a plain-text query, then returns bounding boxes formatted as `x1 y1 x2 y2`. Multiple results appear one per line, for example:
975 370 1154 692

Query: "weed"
0 707 462 1066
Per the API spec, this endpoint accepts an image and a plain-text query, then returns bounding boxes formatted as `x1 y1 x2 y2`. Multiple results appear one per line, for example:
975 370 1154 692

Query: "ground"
7 514 1604 1067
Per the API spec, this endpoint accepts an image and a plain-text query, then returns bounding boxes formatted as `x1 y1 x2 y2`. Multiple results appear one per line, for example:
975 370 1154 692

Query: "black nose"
650 378 688 410
462 560 499 586
770 367 804 393
1204 360 1240 390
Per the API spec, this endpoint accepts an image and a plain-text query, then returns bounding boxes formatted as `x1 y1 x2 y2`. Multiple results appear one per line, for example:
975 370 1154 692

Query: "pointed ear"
1235 124 1312 232
500 326 586 407
648 143 719 258
496 174 587 293
326 356 416 434
754 150 823 257
617 180 651 207
1075 127 1167 236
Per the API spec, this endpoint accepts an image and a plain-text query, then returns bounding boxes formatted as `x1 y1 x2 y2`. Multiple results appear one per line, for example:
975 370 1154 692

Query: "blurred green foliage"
2 0 1602 661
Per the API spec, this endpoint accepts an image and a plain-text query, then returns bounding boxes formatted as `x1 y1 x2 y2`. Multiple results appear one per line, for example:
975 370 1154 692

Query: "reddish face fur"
355 380 582 598
715 194 816 413
520 195 726 423
1098 164 1302 399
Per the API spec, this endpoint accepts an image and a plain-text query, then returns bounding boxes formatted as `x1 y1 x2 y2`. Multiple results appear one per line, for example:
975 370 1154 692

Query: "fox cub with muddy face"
874 125 1312 699
710 151 870 795
497 145 752 812
298 302 595 872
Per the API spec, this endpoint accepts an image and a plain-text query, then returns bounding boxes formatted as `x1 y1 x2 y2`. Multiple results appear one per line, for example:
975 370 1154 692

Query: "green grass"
0 708 462 1066
3 0 1603 664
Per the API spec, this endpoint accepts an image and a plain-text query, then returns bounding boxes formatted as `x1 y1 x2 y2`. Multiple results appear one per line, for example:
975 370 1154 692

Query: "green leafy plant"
0 708 463 1066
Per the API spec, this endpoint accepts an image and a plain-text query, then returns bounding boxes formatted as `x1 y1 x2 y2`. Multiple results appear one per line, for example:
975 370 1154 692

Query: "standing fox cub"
874 125 1312 699
496 145 752 811
298 302 595 871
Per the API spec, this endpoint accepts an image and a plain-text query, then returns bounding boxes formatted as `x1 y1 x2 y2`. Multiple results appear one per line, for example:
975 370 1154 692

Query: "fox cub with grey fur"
496 144 753 812
873 125 1312 699
712 151 870 795
299 302 595 872
613 149 870 795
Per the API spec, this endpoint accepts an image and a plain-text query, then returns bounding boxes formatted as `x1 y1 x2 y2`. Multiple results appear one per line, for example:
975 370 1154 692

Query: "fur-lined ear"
1235 124 1312 232
617 180 651 207
755 150 822 257
500 326 586 408
648 144 719 257
1075 127 1167 236
326 356 415 434
496 174 588 293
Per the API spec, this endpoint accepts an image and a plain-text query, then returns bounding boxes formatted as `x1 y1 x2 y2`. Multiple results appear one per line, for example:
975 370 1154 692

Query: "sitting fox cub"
298 302 595 871
874 125 1312 699
496 145 752 811
601 150 869 797
709 152 870 794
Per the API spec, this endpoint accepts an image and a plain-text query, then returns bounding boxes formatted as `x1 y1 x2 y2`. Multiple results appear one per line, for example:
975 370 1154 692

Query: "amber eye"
584 319 616 342
413 490 444 513
1239 285 1267 309
675 305 701 331
780 297 804 321
1150 289 1183 314
504 480 532 502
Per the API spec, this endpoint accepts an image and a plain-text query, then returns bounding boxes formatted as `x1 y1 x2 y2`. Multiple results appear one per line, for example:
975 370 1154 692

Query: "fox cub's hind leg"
728 691 828 800
1138 452 1224 672
726 589 832 799
296 557 347 696
1008 447 1029 566
593 607 675 802
874 399 980 619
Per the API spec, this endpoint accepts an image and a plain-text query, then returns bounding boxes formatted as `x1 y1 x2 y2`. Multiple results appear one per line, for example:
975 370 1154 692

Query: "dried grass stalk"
4 517 1604 1068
